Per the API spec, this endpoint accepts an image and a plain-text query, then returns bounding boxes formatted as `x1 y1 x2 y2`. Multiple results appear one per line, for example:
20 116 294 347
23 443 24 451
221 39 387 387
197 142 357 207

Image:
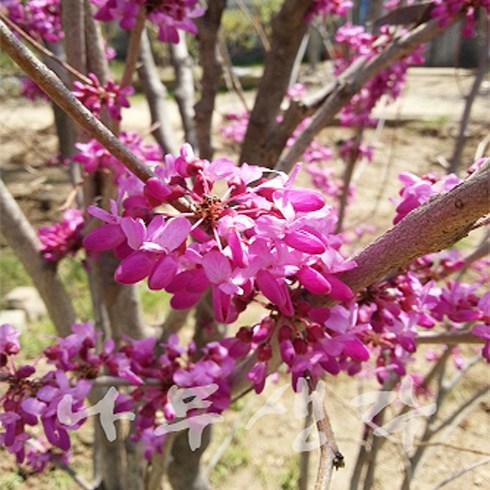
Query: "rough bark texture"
239 0 314 166
170 33 198 149
84 0 110 84
138 30 179 155
0 180 76 336
331 159 490 300
167 427 212 490
61 0 86 74
194 0 227 160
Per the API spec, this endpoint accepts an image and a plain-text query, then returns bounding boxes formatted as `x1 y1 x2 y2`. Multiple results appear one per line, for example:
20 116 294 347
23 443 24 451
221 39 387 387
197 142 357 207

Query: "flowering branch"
274 13 463 172
329 159 490 302
0 19 155 183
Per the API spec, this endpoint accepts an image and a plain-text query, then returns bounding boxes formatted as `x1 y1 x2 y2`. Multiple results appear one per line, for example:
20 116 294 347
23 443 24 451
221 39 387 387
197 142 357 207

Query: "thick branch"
231 159 490 399
239 0 314 165
0 180 76 336
0 19 155 183
275 14 463 173
328 158 490 301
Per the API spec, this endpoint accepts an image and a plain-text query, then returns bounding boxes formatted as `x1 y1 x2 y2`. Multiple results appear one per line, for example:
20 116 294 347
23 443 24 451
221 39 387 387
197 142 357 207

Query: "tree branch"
0 180 76 336
231 159 490 399
0 19 155 183
275 14 463 173
194 0 227 159
137 29 179 155
170 33 198 148
239 0 314 166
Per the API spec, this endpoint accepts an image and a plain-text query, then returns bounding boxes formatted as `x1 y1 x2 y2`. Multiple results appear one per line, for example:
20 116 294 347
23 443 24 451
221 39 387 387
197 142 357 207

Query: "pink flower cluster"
306 0 353 21
1 0 63 42
72 73 133 121
91 0 203 43
1 322 234 467
73 131 163 180
431 0 490 37
220 110 249 144
354 254 490 383
0 324 90 468
38 208 85 262
83 145 355 326
334 24 425 127
392 171 461 224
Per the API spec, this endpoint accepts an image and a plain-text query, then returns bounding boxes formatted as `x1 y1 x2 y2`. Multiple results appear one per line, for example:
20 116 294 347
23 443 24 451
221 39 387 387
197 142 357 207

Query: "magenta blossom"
72 73 133 121
38 208 84 262
92 0 204 43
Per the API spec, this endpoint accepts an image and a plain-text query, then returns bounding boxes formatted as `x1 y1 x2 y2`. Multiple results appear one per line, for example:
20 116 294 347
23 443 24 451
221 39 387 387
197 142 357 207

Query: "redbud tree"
0 1 489 489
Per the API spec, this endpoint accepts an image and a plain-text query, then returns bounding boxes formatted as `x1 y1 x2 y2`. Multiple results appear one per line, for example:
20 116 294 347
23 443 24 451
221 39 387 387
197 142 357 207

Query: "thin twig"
218 34 250 112
432 457 490 489
235 0 271 52
56 461 94 490
415 331 484 345
305 376 344 490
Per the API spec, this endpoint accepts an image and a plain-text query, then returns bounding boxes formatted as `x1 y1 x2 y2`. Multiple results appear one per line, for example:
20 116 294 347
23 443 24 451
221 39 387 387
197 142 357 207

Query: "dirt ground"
0 67 489 489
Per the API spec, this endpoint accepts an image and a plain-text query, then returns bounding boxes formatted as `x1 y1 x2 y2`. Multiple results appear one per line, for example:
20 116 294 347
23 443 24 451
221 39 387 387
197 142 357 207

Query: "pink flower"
38 209 84 262
72 73 133 121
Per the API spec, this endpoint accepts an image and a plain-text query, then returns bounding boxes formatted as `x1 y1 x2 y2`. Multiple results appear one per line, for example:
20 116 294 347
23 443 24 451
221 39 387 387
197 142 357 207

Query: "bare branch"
170 33 198 148
194 0 227 159
432 457 490 489
138 30 179 155
449 15 489 174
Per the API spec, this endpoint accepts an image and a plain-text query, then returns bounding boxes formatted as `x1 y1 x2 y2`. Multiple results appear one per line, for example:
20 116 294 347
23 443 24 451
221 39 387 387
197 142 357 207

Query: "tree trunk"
170 33 197 149
138 30 179 155
194 0 227 160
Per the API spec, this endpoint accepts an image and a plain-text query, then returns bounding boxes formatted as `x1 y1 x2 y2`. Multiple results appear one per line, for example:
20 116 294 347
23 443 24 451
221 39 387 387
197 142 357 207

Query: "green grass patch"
211 437 250 486
0 249 33 303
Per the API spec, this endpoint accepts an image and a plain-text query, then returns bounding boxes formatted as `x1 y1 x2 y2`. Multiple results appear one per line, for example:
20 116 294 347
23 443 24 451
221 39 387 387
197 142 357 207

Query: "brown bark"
194 0 227 160
138 30 179 155
84 0 110 84
170 33 198 149
61 0 86 74
239 0 314 166
0 180 76 336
